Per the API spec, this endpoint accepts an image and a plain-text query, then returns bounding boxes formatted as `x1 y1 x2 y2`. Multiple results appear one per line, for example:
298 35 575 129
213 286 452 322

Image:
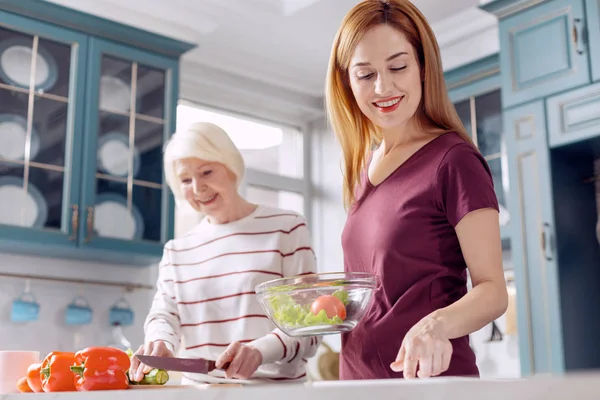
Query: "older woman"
129 122 320 384
325 0 508 380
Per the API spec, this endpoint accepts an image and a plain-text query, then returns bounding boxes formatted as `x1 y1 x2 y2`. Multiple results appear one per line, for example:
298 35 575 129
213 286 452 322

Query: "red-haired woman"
325 0 508 381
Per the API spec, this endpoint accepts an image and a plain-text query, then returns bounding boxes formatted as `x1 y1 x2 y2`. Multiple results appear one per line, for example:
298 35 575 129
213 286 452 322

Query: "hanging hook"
24 278 31 294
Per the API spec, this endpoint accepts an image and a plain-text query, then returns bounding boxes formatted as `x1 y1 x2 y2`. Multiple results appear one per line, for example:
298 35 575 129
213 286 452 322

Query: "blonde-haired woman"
129 122 320 384
326 0 508 380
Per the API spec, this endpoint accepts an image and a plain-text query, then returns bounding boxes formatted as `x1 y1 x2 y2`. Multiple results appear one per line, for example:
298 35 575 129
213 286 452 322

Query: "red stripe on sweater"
181 314 268 327
163 269 283 284
255 213 299 219
178 291 255 305
168 247 314 267
166 223 306 253
185 339 253 350
271 332 287 360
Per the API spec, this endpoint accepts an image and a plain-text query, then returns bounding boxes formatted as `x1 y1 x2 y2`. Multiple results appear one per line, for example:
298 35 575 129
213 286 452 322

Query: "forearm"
431 279 508 340
250 330 321 364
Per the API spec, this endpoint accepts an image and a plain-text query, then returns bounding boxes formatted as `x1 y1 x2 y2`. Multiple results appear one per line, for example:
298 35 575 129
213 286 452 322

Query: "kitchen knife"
136 355 228 374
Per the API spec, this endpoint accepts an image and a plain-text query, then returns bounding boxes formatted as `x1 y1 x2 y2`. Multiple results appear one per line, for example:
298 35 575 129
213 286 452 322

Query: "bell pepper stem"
70 366 85 376
40 367 50 379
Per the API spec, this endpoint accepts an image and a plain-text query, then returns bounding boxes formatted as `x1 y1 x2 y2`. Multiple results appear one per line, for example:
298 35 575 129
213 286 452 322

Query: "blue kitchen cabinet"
503 100 565 376
0 10 88 254
78 38 178 262
446 55 513 240
586 0 600 82
0 1 194 265
482 0 590 109
546 81 600 147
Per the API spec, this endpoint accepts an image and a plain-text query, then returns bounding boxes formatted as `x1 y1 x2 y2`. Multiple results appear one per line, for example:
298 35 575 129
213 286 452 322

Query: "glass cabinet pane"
0 26 72 231
454 98 472 138
93 55 166 243
475 89 502 157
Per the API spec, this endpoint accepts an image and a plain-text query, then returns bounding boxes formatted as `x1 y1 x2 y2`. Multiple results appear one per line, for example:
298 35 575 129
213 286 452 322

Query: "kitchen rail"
0 271 154 291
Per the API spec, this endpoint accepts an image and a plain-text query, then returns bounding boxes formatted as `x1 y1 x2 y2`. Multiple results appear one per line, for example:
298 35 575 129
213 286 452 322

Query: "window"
173 101 310 237
176 101 304 179
244 185 304 216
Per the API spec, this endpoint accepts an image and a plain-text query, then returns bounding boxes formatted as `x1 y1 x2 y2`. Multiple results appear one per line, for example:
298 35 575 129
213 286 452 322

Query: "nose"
374 73 393 96
192 178 203 195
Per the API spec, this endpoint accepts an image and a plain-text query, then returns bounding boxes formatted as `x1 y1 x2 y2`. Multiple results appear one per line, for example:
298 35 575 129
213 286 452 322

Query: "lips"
372 96 403 113
199 194 217 204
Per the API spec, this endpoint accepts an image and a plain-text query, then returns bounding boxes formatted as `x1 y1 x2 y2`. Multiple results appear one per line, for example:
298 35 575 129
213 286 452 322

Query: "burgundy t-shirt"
339 132 499 380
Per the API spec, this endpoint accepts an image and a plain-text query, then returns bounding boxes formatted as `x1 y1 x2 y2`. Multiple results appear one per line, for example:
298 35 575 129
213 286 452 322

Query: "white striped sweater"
144 205 321 384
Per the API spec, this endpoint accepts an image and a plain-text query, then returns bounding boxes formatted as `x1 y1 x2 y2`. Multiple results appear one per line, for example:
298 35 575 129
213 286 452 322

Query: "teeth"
375 98 401 107
200 194 217 203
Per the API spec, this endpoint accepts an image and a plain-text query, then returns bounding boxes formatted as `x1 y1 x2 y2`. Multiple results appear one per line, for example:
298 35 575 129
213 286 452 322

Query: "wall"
0 252 157 358
308 117 520 378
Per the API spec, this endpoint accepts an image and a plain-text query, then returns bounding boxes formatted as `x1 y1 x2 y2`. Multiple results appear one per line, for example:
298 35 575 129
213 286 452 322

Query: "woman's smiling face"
348 24 423 131
176 157 238 215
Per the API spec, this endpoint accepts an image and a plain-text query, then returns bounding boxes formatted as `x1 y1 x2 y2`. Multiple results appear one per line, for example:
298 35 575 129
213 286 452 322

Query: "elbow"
493 282 509 319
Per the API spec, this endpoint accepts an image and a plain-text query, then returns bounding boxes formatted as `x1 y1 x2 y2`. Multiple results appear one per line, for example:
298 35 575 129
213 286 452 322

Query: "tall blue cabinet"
0 0 195 265
477 0 600 376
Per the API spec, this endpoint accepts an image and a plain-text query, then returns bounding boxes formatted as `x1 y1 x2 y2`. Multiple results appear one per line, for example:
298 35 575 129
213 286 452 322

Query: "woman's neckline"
366 132 452 189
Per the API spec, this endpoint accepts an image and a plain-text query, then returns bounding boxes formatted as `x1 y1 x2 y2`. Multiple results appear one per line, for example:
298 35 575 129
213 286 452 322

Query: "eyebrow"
352 51 408 67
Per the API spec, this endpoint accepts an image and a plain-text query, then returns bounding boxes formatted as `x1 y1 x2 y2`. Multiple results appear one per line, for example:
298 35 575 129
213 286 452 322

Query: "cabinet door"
0 11 87 252
587 0 600 82
546 81 600 147
499 0 590 108
504 100 564 375
80 38 178 261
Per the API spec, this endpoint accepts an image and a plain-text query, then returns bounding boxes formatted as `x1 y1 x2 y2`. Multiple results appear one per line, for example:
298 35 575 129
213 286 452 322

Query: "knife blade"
136 355 225 374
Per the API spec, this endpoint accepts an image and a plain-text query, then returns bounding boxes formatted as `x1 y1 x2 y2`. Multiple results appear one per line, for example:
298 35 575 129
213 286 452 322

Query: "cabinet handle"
68 204 79 241
541 222 554 261
84 206 94 243
573 18 585 55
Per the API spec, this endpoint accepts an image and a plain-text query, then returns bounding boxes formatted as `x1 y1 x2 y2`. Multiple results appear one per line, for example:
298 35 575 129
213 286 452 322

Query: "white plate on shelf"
99 75 131 112
0 176 47 228
0 114 40 160
0 37 58 91
94 193 144 240
97 131 140 177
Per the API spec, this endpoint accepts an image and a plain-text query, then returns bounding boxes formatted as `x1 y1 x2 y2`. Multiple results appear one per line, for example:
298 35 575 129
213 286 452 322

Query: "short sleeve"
436 143 499 227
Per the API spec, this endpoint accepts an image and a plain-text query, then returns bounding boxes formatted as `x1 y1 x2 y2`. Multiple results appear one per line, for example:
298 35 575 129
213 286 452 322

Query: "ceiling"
43 0 499 125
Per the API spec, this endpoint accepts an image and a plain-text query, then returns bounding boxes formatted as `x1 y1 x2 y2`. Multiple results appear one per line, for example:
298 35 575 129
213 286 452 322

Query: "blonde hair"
163 122 245 205
325 0 473 209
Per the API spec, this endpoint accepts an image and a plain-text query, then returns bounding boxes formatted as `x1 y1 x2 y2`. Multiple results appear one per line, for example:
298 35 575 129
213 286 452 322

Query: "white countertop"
4 373 600 400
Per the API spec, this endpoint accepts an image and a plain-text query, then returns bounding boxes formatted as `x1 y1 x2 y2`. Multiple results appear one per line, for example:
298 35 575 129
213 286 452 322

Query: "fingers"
130 341 171 382
225 349 246 379
392 337 453 379
216 342 239 371
217 342 262 380
390 344 405 372
129 345 144 382
431 347 443 377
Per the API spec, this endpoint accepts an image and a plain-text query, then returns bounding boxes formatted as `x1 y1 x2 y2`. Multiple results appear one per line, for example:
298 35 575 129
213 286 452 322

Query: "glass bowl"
255 272 377 337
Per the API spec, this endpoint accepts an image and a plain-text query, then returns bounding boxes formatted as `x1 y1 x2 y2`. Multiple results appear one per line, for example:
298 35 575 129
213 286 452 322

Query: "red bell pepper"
70 347 130 391
40 352 77 392
26 362 43 392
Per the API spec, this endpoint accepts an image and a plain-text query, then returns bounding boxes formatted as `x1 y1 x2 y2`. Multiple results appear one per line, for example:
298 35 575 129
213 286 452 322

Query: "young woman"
325 0 508 380
129 122 320 384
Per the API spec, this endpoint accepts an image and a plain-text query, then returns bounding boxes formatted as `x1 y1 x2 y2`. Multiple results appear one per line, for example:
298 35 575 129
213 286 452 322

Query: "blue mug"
10 292 40 323
109 298 134 326
65 296 93 325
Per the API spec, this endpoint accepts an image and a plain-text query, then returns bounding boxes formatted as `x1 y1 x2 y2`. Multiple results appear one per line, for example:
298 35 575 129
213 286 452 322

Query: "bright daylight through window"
174 102 307 237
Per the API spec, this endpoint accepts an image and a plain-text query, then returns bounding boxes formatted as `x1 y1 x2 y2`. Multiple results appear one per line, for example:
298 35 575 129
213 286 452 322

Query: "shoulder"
252 205 308 230
436 134 491 177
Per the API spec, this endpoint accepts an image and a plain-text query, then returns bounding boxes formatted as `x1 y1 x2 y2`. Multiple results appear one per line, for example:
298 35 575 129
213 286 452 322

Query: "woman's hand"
390 314 453 379
129 341 174 382
216 341 263 380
